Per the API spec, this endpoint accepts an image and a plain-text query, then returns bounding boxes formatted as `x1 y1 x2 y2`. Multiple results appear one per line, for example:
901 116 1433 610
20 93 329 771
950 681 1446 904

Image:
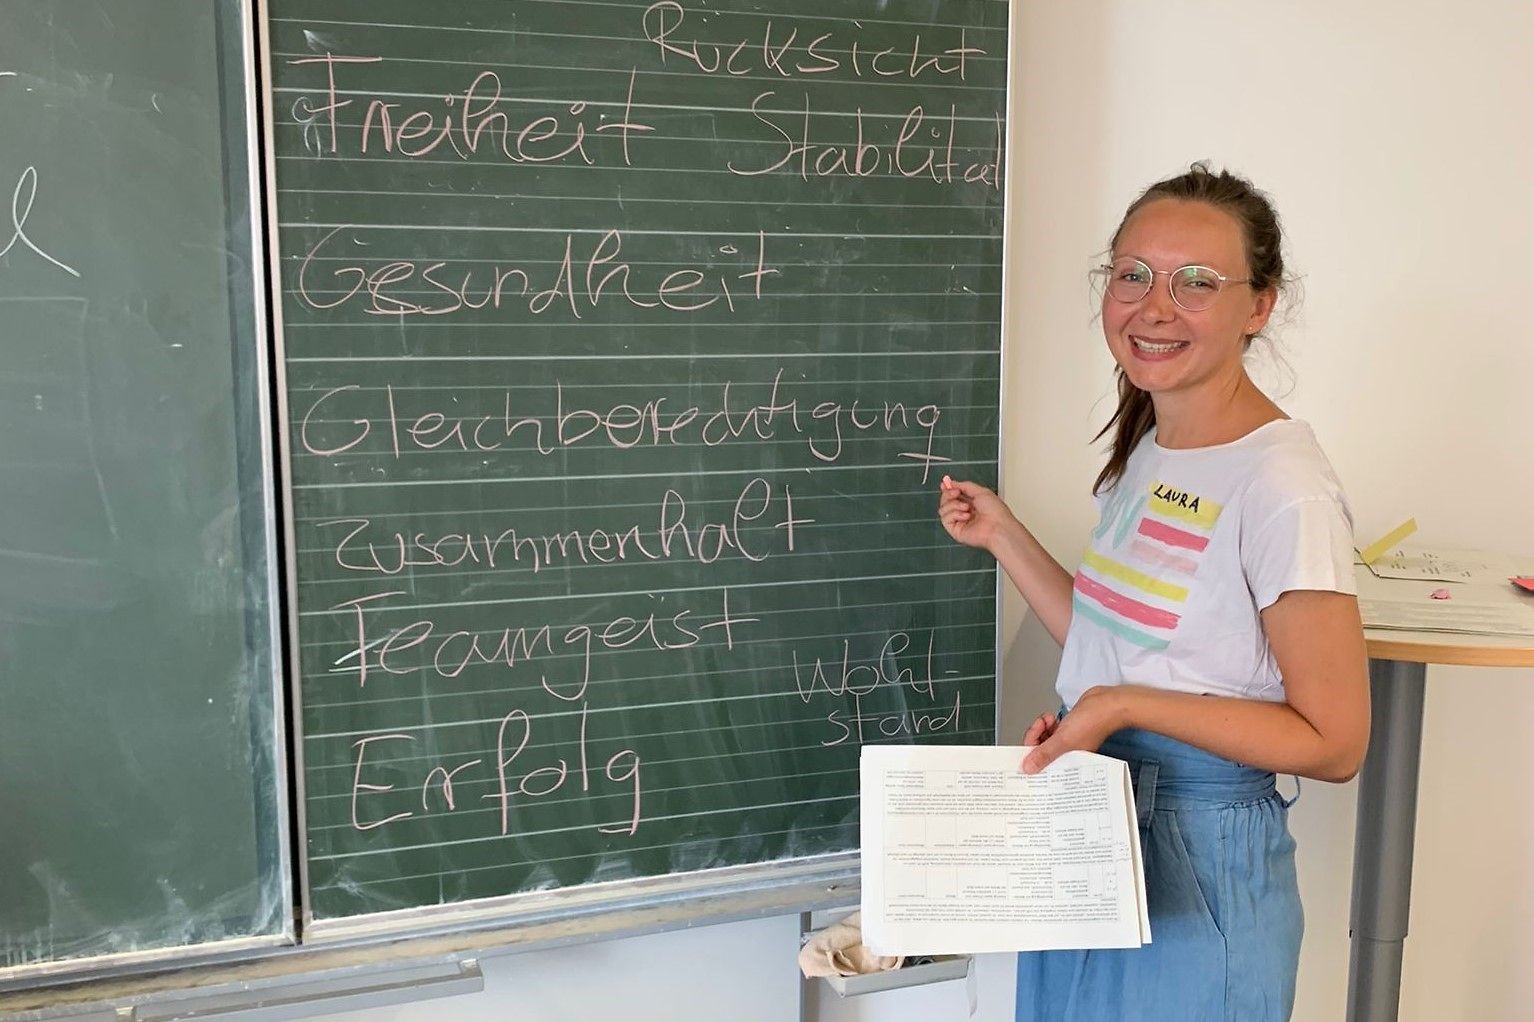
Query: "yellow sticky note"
1359 518 1418 565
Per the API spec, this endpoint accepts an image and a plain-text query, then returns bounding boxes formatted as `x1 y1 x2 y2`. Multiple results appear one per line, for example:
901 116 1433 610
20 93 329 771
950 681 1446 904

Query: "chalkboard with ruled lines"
268 0 1007 927
0 0 286 977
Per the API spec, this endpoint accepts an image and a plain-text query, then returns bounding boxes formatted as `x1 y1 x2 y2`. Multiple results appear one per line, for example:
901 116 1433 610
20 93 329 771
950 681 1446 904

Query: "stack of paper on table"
1358 598 1534 637
860 745 1150 956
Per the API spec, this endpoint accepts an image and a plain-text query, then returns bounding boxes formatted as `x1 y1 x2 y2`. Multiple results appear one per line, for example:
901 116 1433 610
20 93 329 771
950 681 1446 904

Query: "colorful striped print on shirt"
1072 482 1223 650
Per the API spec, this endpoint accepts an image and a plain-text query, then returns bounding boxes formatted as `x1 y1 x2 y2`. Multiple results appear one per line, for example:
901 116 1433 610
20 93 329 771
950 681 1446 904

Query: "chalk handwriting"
349 701 643 837
790 630 964 745
296 226 777 319
288 54 655 165
318 477 810 577
728 92 1003 190
641 3 985 83
329 587 757 693
0 166 82 279
822 688 961 746
296 370 950 481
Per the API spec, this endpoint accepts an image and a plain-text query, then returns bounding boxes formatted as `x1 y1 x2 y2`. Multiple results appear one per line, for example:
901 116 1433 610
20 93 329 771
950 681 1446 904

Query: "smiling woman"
937 163 1369 1022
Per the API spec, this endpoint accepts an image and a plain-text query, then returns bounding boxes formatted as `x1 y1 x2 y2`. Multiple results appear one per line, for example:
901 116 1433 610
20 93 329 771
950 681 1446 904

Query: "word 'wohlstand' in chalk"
792 630 963 746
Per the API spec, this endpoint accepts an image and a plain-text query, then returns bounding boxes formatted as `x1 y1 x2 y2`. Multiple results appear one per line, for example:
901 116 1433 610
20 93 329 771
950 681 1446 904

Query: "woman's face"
1101 198 1275 401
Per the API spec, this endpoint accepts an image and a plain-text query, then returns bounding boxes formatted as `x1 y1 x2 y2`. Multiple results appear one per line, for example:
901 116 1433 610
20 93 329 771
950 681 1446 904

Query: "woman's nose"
1138 278 1178 321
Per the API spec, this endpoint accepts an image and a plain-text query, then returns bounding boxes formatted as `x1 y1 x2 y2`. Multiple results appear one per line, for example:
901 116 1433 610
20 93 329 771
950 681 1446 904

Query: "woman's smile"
1128 334 1190 358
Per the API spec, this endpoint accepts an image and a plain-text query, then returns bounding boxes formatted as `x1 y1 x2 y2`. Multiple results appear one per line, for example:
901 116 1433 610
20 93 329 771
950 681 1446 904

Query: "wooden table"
1348 566 1534 1021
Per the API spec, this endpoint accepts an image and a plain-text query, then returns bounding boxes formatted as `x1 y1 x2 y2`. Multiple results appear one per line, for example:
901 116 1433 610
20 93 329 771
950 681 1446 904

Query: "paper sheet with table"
860 744 1150 955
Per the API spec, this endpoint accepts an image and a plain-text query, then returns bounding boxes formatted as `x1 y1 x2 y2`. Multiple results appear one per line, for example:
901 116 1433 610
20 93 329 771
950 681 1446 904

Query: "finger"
1021 713 1050 745
940 504 972 525
949 479 994 500
1021 738 1056 775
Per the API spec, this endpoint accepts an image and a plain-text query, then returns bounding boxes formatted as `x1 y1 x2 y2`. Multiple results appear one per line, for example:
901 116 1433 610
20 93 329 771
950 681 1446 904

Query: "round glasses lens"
1105 258 1152 302
1171 266 1222 310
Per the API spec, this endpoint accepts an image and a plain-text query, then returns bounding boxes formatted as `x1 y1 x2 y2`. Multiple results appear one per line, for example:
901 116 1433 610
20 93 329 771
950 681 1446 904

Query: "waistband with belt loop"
1106 727 1280 808
1135 761 1159 827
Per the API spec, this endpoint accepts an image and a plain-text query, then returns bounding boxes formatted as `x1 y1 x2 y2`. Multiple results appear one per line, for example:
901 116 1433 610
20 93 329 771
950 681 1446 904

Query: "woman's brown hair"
1092 163 1288 494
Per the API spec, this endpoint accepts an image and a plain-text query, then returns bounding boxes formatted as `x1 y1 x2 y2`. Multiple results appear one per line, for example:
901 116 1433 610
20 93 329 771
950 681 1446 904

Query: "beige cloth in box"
797 912 904 978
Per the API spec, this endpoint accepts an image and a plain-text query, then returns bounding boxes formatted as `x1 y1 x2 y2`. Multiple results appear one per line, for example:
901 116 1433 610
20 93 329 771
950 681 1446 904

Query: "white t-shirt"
1055 419 1356 708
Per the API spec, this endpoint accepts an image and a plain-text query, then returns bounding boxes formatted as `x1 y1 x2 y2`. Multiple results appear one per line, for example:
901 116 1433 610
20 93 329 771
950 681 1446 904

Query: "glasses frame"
1092 257 1251 313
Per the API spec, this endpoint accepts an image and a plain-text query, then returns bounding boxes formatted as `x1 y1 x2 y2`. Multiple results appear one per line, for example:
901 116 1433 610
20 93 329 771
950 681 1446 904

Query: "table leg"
1346 658 1428 1022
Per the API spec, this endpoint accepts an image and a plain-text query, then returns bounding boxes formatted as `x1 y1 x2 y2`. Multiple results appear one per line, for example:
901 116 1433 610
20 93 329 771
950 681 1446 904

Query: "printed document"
860 744 1150 955
1362 547 1515 583
1359 598 1534 637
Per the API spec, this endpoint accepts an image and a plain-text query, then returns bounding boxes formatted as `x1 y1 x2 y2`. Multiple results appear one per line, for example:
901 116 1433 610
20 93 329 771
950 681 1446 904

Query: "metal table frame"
1347 657 1428 1021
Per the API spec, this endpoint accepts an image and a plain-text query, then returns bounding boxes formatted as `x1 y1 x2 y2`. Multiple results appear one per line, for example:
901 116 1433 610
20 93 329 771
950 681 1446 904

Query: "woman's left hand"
1021 685 1131 774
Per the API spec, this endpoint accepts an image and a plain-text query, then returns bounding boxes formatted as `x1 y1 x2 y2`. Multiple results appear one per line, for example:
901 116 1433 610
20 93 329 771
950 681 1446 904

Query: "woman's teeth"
1131 336 1187 354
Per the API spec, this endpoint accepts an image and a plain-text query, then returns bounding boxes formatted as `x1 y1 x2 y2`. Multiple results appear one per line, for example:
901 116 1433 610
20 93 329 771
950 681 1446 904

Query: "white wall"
298 2 1534 1019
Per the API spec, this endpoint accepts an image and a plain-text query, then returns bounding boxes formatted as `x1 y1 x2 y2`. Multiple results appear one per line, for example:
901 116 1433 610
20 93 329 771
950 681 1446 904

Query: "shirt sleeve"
1243 496 1358 611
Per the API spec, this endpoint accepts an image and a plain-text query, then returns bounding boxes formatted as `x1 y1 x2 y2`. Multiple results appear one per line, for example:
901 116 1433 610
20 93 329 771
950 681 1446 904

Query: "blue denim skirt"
1015 727 1303 1021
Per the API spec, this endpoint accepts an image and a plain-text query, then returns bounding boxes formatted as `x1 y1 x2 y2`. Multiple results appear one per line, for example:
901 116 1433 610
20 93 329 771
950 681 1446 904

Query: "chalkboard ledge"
0 856 859 1017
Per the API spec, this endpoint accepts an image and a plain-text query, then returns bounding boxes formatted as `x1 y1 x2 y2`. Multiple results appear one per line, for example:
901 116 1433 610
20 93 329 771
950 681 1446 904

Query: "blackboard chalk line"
272 7 1009 39
269 50 1004 94
304 635 993 718
305 610 995 668
289 458 992 492
291 255 998 269
295 565 989 619
310 791 855 863
303 669 993 743
291 483 968 519
278 221 1000 241
303 609 997 688
289 349 993 362
291 536 966 577
279 318 1003 329
270 80 1004 124
271 150 1005 187
282 186 980 212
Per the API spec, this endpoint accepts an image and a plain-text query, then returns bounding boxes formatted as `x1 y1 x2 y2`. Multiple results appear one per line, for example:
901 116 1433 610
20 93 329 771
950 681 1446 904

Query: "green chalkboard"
0 1 287 974
267 0 1007 926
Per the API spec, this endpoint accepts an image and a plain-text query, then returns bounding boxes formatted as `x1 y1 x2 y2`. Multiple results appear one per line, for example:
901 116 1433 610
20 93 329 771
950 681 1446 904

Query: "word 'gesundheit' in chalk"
295 226 777 319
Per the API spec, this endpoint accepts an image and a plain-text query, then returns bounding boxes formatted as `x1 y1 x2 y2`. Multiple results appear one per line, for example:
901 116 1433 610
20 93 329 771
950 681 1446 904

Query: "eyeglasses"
1092 257 1251 312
